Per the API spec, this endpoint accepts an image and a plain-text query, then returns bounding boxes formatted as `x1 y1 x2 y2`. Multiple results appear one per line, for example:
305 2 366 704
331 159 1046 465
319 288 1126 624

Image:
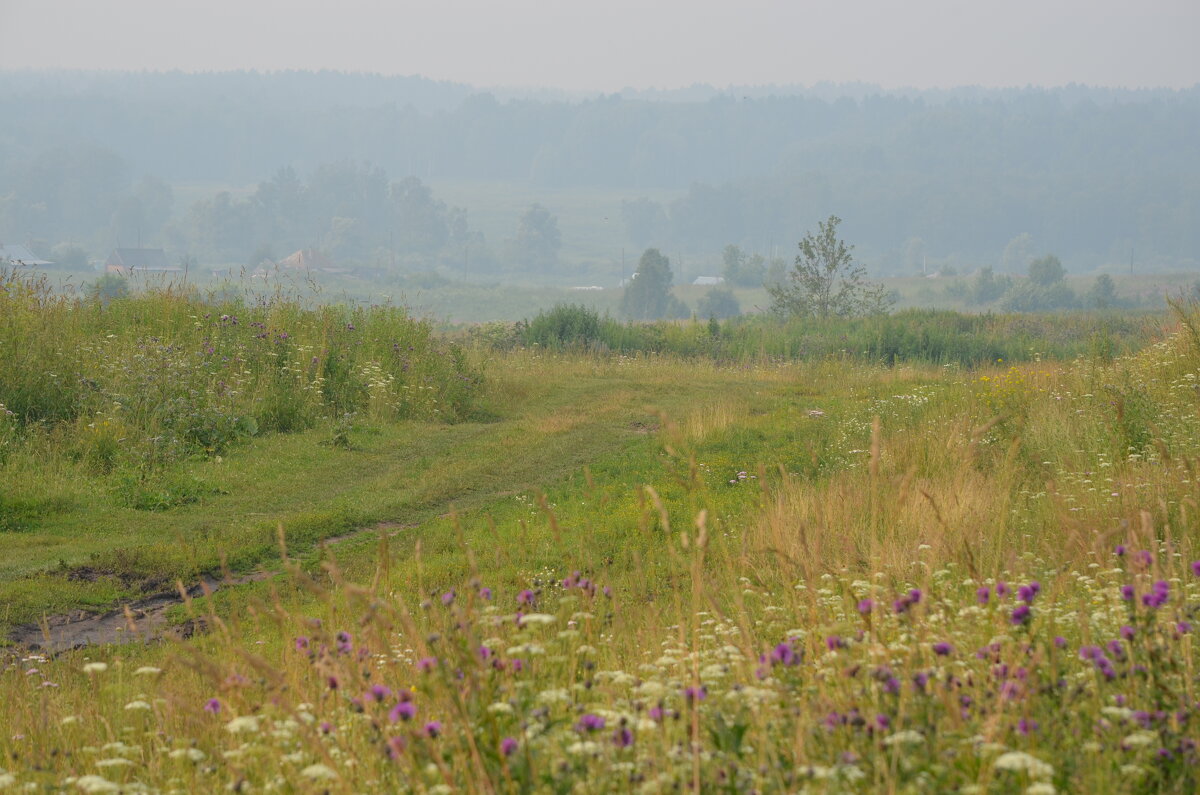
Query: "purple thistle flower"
478 587 492 600
1054 636 1067 648
294 636 309 651
1176 621 1193 635
1010 604 1031 625
976 586 990 604
1121 584 1135 601
874 714 890 730
683 685 707 704
389 700 417 722
933 642 953 656
913 671 930 691
501 736 519 756
367 684 392 703
825 635 844 651
424 721 442 738
996 581 1009 598
517 589 535 605
1017 585 1036 603
1018 718 1039 735
1120 625 1135 640
908 588 923 604
327 675 340 690
770 642 798 666
576 713 606 733
1191 561 1200 577
1136 550 1153 566
416 656 437 673
510 658 525 673
319 721 333 734
1115 544 1127 557
648 705 665 723
441 590 456 606
612 727 634 748
857 598 874 614
203 698 221 714
883 676 900 694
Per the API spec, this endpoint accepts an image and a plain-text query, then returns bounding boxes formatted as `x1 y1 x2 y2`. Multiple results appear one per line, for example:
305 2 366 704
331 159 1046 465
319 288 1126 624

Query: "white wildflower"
883 730 924 746
94 759 133 769
994 751 1054 779
133 667 162 676
300 764 338 781
81 663 108 674
168 748 205 762
1123 731 1158 748
124 701 152 711
1026 784 1056 795
74 776 120 793
225 716 260 734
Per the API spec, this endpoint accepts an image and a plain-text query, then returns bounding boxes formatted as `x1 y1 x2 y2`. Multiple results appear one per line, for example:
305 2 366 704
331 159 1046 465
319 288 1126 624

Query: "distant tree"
697 287 740 319
768 216 891 319
1028 254 1065 287
621 198 667 249
1001 233 1035 273
1002 281 1078 312
621 248 675 320
512 203 562 272
970 266 1011 304
721 245 766 287
763 256 789 289
1086 274 1119 309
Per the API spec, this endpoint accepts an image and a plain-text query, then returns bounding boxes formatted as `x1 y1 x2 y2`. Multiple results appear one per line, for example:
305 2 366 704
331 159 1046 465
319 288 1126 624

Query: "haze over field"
2 0 1199 313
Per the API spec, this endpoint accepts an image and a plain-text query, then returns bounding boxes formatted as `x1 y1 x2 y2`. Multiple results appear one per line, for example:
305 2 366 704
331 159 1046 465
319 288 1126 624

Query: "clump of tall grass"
495 303 1159 366
0 266 482 478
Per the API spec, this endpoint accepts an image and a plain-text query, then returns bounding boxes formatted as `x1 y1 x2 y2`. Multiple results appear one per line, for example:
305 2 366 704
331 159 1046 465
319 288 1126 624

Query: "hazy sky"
2 0 1197 91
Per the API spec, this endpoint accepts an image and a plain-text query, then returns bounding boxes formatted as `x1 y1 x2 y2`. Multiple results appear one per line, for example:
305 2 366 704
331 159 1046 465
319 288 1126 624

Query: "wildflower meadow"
3 272 1200 792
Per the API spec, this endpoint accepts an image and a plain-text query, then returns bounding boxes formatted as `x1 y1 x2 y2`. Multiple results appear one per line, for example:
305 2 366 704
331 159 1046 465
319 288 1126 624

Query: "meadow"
2 268 1200 792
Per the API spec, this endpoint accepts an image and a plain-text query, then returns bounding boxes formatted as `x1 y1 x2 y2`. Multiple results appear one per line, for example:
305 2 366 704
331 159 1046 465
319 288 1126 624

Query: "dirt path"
7 521 415 653
8 571 273 653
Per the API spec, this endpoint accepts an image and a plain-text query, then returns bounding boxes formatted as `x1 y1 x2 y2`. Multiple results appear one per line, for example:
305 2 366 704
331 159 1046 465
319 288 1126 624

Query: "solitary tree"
767 216 891 318
620 248 674 320
1028 254 1065 287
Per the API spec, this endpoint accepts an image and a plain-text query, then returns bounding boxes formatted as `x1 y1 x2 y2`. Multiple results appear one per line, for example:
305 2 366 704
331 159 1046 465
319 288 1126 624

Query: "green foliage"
970 266 1011 304
696 287 741 320
510 203 562 272
1087 274 1120 309
87 273 130 304
1028 254 1065 286
1001 281 1079 312
767 216 892 318
721 245 766 287
522 304 605 349
620 248 675 320
0 267 483 476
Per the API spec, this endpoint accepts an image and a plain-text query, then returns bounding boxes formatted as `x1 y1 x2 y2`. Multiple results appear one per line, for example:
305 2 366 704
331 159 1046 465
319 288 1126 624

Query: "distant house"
0 243 53 267
279 249 333 270
692 276 725 286
105 248 179 274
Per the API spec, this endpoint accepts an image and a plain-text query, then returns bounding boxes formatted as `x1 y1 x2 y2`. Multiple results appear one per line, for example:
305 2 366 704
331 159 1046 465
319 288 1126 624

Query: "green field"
3 269 1200 792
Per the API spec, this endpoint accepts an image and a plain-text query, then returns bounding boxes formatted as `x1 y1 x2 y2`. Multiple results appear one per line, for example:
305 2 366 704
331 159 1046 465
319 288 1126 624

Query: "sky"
2 0 1198 91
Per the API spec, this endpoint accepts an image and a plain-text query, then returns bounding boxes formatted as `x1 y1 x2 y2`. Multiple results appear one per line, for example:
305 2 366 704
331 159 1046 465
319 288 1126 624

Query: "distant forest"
1 70 1198 275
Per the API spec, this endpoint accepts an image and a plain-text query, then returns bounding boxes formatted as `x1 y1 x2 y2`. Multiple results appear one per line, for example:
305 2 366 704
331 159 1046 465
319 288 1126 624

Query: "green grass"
7 285 1200 792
